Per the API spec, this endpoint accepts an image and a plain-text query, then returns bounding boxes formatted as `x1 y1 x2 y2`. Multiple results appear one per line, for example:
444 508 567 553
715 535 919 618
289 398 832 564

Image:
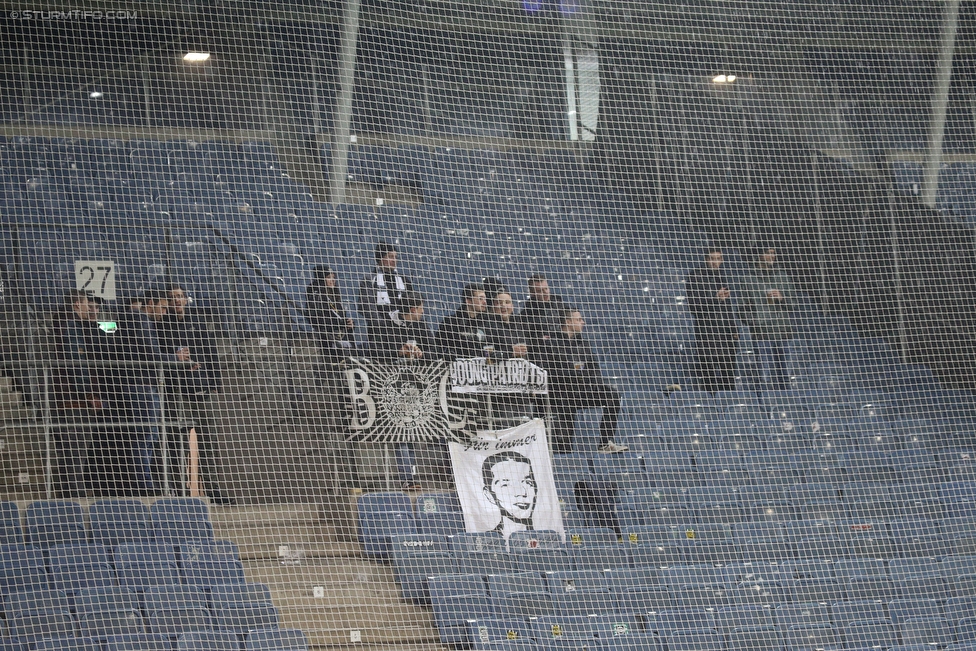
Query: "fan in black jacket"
515 273 567 350
358 243 414 352
686 247 738 393
532 307 628 454
373 290 438 360
435 283 491 360
158 284 231 504
305 264 355 360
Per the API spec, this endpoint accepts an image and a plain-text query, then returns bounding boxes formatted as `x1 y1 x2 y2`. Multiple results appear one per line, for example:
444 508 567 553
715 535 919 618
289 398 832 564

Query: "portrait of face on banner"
449 419 564 541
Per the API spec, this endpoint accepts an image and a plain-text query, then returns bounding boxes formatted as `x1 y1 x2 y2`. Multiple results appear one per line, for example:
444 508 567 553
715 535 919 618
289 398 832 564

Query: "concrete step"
243 557 439 648
210 503 358 558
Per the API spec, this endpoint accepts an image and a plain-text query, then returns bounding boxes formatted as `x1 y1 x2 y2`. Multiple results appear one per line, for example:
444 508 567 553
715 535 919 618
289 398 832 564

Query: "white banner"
449 419 564 541
450 357 548 394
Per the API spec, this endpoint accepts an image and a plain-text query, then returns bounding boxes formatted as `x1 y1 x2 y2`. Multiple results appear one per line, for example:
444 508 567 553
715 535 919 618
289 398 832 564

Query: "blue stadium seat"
784 625 838 651
488 572 553 618
788 578 844 604
546 572 615 615
0 503 23 544
114 544 180 589
244 629 308 651
105 634 177 651
180 555 246 587
4 588 71 618
622 525 684 566
887 598 943 624
0 544 49 595
147 608 214 636
357 493 416 559
666 630 725 651
73 586 140 615
78 608 146 638
450 532 516 576
946 596 976 623
89 500 153 547
176 631 242 651
429 574 492 644
714 605 773 632
150 499 215 545
644 609 716 635
25 501 86 548
843 621 898 650
773 603 831 629
48 543 117 593
898 618 953 645
390 533 455 602
463 617 534 647
214 604 279 635
145 585 210 613
414 493 465 535
34 639 102 651
9 608 77 645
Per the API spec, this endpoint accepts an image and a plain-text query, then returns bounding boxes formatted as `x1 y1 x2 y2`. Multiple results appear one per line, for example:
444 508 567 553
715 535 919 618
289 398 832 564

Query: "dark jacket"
486 315 528 359
159 311 222 394
50 312 103 408
532 331 605 395
686 265 737 339
305 283 353 355
374 318 439 360
435 308 491 360
516 295 567 348
116 312 177 387
358 267 414 347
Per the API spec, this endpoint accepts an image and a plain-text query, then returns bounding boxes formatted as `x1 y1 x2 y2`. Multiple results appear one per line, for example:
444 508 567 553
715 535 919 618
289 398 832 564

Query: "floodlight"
183 52 211 63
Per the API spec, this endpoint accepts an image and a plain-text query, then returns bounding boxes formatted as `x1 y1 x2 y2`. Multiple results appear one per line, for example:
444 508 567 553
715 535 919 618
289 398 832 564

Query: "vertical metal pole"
922 0 961 209
42 366 52 499
330 0 362 205
890 176 908 360
384 443 392 491
563 39 579 141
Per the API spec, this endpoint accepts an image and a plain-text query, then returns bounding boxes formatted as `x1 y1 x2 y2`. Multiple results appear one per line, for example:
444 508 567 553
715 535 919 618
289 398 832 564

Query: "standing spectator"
305 264 355 359
533 308 628 454
740 246 795 391
516 273 567 349
374 290 438 361
435 283 490 359
687 247 739 393
159 284 230 504
119 288 178 494
373 290 438 490
358 242 414 353
49 290 105 497
488 289 529 359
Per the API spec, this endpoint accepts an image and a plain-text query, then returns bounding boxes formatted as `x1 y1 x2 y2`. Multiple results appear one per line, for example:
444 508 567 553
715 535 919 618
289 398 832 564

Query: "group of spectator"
49 284 226 502
687 245 795 393
306 242 631 489
44 241 794 499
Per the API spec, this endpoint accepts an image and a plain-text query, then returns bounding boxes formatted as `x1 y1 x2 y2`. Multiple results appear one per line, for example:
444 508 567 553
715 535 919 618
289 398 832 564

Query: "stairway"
211 502 448 650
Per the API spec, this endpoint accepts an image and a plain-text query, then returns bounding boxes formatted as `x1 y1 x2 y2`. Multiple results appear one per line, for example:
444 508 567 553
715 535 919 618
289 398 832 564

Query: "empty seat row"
0 499 216 549
0 628 306 650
